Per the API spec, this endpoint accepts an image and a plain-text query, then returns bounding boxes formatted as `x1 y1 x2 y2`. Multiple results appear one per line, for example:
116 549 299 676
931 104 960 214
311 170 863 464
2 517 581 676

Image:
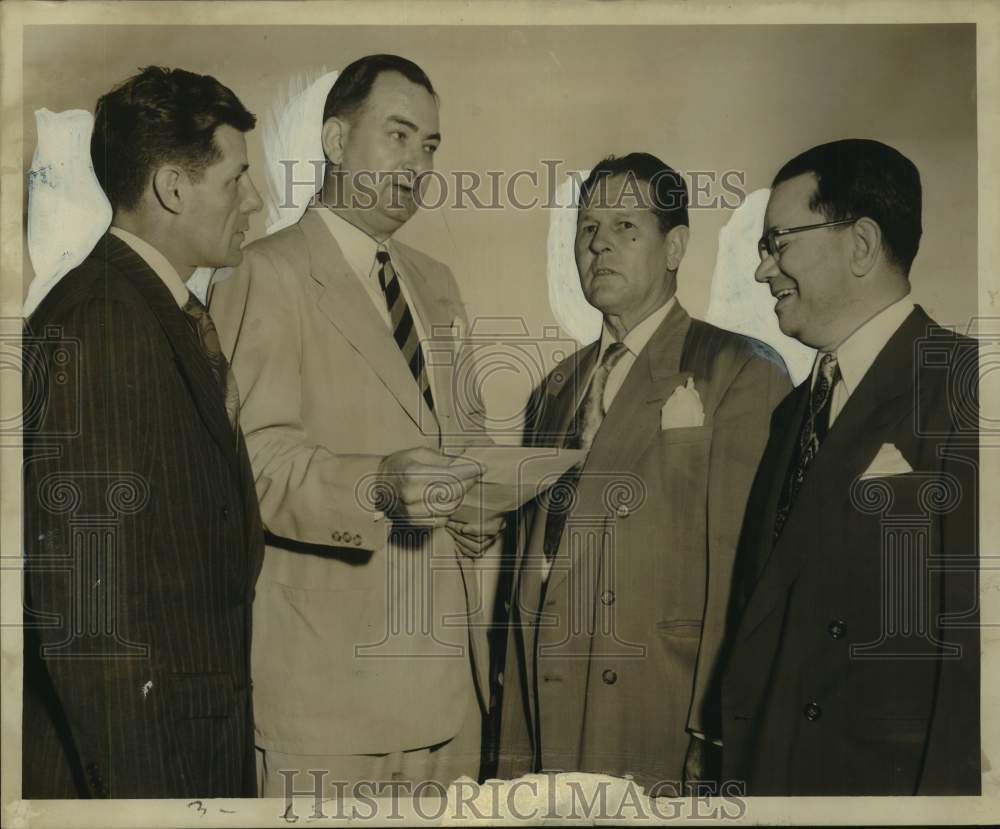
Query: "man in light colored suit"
497 153 790 792
210 54 498 794
720 139 979 794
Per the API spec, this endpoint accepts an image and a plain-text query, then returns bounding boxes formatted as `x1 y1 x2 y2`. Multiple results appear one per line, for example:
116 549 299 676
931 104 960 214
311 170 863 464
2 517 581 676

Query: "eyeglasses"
757 218 857 261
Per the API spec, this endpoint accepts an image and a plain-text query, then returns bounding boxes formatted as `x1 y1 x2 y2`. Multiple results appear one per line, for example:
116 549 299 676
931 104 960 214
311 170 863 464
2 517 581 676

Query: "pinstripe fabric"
22 235 265 799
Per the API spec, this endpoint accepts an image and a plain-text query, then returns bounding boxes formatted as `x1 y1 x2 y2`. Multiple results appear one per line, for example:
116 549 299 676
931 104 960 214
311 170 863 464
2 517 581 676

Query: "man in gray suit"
498 153 790 792
211 54 498 794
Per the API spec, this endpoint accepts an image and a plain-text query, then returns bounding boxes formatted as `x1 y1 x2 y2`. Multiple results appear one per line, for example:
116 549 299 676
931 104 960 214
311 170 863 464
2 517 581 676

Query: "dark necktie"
183 292 240 431
375 249 434 412
542 341 629 565
773 352 839 542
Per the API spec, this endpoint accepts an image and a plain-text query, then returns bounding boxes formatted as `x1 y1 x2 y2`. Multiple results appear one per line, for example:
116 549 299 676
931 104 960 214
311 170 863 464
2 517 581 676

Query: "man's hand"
446 514 506 558
374 447 481 526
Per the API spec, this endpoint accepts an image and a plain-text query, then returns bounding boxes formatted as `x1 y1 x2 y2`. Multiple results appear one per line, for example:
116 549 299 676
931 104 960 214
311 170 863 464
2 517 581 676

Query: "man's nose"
755 253 778 283
404 144 434 178
589 227 613 255
242 175 264 214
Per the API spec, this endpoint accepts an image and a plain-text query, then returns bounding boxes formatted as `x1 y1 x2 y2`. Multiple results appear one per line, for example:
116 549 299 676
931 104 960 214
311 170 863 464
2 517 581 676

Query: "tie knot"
375 249 391 266
602 341 628 369
818 352 838 384
183 292 206 317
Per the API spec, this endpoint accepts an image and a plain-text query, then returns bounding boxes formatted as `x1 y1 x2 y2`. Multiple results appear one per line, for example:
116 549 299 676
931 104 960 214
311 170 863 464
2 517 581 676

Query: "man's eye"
622 221 636 230
580 225 596 235
423 144 438 154
389 130 406 141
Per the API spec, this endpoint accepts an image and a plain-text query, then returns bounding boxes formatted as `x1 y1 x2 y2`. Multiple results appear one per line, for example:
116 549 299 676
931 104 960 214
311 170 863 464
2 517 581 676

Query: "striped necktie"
182 292 240 432
773 352 839 542
375 249 434 412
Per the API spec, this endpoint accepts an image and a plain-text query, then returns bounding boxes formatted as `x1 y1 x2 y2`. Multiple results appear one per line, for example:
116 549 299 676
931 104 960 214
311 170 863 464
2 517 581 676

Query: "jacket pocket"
658 424 713 446
655 619 703 638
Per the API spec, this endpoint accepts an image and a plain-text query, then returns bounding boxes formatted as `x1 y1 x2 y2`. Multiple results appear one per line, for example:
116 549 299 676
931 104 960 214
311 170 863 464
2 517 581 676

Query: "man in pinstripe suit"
498 153 790 791
22 67 266 798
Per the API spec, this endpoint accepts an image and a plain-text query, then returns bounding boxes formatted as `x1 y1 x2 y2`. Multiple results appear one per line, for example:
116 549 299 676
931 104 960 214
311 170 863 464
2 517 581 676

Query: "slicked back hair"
579 152 690 235
773 138 923 275
322 54 436 125
91 66 256 212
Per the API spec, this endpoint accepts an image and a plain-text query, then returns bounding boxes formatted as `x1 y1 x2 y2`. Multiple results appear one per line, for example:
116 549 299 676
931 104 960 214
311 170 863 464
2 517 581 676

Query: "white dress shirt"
812 295 915 427
109 226 189 309
590 297 677 413
314 207 432 347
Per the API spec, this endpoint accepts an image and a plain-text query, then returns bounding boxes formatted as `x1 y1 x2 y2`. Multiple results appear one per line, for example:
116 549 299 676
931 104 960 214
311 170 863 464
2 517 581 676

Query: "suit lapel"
299 210 434 434
747 384 810 584
102 235 239 474
389 243 455 432
583 301 692 479
738 307 931 640
515 345 598 636
546 302 692 595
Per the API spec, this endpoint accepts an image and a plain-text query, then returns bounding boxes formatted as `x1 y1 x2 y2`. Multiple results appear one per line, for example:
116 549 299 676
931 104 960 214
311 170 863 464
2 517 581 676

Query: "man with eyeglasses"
718 139 979 795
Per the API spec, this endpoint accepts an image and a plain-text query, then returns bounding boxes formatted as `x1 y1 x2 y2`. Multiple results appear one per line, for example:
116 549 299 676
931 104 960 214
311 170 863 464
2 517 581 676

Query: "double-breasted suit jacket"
22 235 265 798
499 301 789 789
721 306 980 795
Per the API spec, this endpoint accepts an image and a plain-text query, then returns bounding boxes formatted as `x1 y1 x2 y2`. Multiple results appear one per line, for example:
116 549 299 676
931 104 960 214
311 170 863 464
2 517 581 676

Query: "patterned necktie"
773 352 839 542
543 342 629 564
375 249 434 412
183 292 240 432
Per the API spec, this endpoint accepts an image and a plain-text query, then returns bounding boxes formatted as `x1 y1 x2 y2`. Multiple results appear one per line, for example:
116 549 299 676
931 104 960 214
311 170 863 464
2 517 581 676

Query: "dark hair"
322 54 436 124
773 138 922 274
91 66 256 212
579 152 689 234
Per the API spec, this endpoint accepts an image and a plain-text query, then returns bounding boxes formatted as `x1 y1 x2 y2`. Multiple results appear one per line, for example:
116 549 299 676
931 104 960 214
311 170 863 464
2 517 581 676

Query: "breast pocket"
658 424 713 446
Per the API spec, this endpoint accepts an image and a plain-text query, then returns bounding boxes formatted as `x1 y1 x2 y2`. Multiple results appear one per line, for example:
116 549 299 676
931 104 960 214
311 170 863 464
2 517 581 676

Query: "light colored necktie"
543 342 630 562
773 352 839 541
182 292 240 432
375 249 434 412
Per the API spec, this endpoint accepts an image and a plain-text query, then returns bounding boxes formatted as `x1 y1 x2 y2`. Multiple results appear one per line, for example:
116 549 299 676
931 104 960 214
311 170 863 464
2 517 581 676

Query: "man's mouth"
773 287 797 307
593 267 619 278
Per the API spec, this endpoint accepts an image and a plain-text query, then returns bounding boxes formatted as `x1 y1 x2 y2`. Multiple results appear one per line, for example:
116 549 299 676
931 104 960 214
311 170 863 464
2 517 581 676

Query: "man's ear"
151 165 184 215
321 116 349 166
665 224 690 271
849 217 882 277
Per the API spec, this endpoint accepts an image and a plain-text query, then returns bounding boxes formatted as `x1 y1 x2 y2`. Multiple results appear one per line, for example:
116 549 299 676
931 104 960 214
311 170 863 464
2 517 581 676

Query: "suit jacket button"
828 619 847 639
803 701 822 721
332 531 342 542
221 505 230 520
616 505 630 518
602 669 618 685
600 590 615 606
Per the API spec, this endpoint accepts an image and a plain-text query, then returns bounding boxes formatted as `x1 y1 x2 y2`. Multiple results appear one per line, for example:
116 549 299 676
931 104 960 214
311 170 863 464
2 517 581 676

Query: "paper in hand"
443 445 587 524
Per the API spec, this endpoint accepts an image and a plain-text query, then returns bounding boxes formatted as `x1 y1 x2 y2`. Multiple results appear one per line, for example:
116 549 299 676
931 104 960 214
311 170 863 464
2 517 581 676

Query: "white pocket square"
661 377 705 429
860 443 913 479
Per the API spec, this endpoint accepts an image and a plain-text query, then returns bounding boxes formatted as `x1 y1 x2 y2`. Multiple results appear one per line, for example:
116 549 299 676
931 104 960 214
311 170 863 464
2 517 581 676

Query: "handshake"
373 445 502 557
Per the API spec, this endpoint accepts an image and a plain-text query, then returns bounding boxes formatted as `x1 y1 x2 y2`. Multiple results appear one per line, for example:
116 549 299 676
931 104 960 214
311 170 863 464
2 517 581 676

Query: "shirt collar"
813 295 915 393
314 207 394 280
598 296 676 361
108 226 190 309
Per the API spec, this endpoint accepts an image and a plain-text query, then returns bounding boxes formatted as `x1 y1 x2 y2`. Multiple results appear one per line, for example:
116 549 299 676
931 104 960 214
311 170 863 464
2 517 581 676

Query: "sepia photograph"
1 1 997 826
